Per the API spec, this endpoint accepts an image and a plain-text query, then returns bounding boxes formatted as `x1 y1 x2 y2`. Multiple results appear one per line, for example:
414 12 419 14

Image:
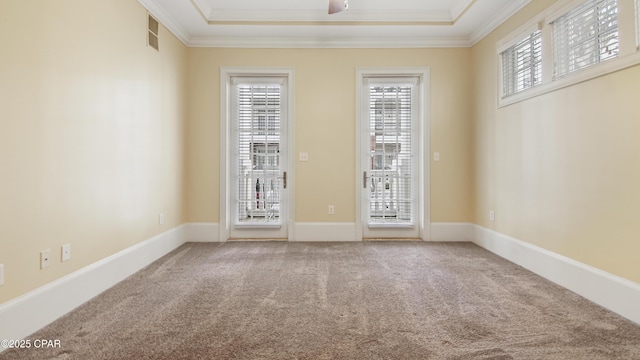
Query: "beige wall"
472 0 640 283
185 48 474 224
0 0 187 302
14 0 631 308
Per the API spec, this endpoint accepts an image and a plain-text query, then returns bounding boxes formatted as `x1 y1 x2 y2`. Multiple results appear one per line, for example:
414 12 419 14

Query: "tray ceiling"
138 0 531 48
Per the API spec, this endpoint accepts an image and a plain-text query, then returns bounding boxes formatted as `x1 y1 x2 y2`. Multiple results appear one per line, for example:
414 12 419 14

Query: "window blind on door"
234 80 283 224
365 78 416 224
552 0 619 78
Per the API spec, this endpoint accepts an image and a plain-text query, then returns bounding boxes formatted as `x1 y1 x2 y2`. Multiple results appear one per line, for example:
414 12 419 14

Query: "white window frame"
220 67 295 242
499 27 543 99
355 68 430 241
552 0 620 79
637 0 640 47
497 0 640 107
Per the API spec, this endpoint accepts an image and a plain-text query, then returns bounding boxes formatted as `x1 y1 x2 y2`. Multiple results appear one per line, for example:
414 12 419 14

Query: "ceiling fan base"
328 0 348 14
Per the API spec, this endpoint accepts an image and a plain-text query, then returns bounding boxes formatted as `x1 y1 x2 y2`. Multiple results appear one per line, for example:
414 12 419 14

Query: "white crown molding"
469 0 531 46
192 0 214 20
137 0 191 45
140 0 530 48
200 9 454 23
188 36 472 48
450 0 475 21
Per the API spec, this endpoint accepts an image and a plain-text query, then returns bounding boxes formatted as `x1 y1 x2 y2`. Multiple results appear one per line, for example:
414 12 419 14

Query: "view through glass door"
230 77 288 239
361 76 421 239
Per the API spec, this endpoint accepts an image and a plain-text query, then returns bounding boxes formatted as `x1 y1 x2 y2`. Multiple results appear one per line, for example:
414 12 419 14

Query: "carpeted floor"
2 242 640 359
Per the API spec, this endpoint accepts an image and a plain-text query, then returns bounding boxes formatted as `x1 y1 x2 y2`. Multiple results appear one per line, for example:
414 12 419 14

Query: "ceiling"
138 0 531 48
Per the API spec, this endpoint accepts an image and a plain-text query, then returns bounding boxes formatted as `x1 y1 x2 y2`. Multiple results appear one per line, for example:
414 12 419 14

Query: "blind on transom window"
501 30 543 98
552 0 619 78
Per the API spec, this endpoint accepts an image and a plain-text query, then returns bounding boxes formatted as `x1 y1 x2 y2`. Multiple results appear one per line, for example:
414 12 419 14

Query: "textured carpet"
2 242 640 359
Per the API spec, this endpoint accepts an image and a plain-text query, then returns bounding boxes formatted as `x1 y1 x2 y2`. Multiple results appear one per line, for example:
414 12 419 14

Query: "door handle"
282 171 287 189
363 171 367 188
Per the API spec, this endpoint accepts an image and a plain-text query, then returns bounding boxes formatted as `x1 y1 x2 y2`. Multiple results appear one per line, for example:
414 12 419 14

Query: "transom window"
552 0 619 78
501 30 543 98
496 0 638 106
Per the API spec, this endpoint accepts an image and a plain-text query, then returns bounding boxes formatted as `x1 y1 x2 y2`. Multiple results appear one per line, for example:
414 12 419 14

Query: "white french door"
359 75 423 239
229 76 289 239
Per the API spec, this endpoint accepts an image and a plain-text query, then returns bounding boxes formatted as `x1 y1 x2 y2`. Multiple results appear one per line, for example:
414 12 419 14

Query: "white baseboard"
198 222 471 242
4 221 638 351
429 222 474 242
472 225 640 326
292 222 358 242
0 225 187 349
183 222 220 242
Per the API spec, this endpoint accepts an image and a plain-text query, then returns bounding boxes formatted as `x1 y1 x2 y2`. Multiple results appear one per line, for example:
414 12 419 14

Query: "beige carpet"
2 242 640 359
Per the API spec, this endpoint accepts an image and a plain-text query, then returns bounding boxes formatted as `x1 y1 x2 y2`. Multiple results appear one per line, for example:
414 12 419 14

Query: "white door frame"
355 68 430 241
220 67 295 241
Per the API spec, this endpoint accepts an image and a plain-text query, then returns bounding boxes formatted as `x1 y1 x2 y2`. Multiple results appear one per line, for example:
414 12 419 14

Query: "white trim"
544 0 589 25
138 0 531 49
292 223 358 242
637 0 640 49
200 9 454 23
450 0 476 20
0 226 187 350
4 222 639 349
220 67 296 241
472 225 640 326
429 222 474 242
497 0 640 107
192 0 213 20
499 50 640 107
184 223 220 242
496 23 542 54
469 0 532 46
188 37 473 49
137 0 191 45
355 68 431 242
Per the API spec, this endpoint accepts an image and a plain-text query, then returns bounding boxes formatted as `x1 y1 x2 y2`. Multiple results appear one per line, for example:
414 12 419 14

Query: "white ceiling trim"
468 0 531 46
138 0 190 44
200 10 454 23
138 0 532 49
191 0 213 21
449 0 476 21
188 36 472 49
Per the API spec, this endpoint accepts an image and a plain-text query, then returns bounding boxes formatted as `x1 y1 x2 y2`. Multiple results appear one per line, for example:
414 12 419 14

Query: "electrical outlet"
159 212 164 225
61 244 71 262
328 205 335 215
0 264 4 286
489 210 495 222
41 249 51 269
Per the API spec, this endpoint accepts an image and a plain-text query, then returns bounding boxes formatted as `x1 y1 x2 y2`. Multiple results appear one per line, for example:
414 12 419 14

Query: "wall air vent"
148 15 159 51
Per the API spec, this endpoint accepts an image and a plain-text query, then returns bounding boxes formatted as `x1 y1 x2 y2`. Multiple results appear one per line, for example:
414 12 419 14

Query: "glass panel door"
230 78 288 239
362 78 420 239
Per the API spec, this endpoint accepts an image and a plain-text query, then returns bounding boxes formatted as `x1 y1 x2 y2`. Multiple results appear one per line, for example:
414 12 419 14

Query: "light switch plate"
299 152 309 161
62 244 71 262
41 249 51 269
0 264 4 286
